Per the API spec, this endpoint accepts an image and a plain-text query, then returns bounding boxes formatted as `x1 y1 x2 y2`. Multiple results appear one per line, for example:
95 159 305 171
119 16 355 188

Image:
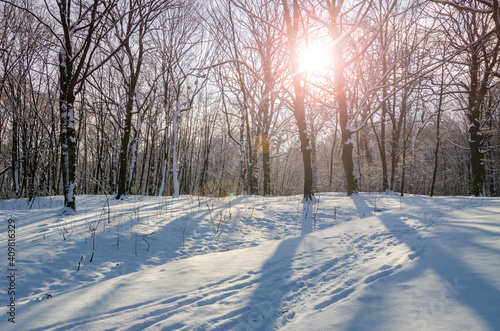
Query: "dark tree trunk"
328 112 339 189
328 3 358 196
58 16 77 210
116 93 134 199
468 52 486 197
380 103 389 191
139 124 151 195
261 68 272 196
57 0 103 211
262 43 274 196
282 0 314 200
390 89 407 192
335 54 357 196
299 118 314 200
59 91 77 210
262 135 271 196
379 23 389 192
246 108 257 195
430 70 445 197
12 105 19 196
389 121 399 191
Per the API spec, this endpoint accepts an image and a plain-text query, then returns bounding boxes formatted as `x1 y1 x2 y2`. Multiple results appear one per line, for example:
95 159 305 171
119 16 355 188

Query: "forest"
0 0 499 211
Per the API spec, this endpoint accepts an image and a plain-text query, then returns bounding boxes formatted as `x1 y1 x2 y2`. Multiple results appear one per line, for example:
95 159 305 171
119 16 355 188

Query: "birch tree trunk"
172 98 181 197
158 124 169 197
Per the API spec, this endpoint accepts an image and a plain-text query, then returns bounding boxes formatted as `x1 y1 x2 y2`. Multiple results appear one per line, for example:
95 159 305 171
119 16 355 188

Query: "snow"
1 193 499 330
345 138 354 145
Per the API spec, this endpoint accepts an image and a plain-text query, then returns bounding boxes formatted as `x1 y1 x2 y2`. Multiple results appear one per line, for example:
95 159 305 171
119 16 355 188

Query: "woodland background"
0 0 499 210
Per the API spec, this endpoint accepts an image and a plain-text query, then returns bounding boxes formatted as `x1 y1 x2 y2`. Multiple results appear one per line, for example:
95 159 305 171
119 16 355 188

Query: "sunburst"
298 43 331 74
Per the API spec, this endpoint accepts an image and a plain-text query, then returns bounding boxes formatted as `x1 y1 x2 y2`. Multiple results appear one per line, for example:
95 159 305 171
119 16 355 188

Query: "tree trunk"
379 23 389 192
139 124 151 195
126 106 142 195
430 68 445 197
246 106 257 195
390 89 406 192
158 131 168 197
294 72 314 199
335 54 357 196
328 3 358 196
261 52 272 196
59 91 77 210
12 103 19 196
489 144 498 196
328 112 339 190
172 99 181 197
299 118 314 200
282 0 314 200
380 103 389 191
115 92 134 199
110 122 119 194
262 135 271 196
239 112 246 194
468 52 486 197
59 39 77 210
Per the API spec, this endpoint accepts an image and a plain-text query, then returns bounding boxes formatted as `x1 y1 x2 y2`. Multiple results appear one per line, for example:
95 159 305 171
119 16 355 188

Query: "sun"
298 43 331 74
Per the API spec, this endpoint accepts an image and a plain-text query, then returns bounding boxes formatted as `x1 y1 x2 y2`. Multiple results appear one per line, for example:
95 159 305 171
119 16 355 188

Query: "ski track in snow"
0 193 499 330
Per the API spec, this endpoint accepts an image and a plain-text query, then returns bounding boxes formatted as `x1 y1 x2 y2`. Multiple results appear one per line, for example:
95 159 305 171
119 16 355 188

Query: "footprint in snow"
36 293 53 302
363 264 402 284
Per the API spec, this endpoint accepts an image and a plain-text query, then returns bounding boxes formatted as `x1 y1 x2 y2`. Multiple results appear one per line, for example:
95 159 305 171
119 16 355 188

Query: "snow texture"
0 193 499 330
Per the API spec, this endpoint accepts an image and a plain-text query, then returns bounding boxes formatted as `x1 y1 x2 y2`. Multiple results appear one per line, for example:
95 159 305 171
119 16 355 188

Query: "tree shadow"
348 195 500 330
220 200 316 330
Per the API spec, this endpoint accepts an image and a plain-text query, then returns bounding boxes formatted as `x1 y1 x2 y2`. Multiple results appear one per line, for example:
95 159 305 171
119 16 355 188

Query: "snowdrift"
1 193 499 330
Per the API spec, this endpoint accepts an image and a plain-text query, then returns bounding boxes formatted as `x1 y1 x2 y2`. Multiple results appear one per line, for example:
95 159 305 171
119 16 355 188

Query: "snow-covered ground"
1 193 499 330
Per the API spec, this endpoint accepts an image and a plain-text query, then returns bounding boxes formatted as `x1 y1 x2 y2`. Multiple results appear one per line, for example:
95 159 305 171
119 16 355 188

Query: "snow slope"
0 193 499 330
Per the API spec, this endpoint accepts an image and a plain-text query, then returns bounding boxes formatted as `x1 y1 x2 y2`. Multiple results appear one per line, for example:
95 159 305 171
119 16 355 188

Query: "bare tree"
55 0 119 210
154 1 208 197
113 0 168 200
0 1 56 202
434 0 500 196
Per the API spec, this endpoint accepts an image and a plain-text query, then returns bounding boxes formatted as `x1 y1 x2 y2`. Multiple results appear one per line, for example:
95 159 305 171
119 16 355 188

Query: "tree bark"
430 67 445 197
282 0 314 200
59 89 77 210
116 88 135 199
58 15 77 210
468 50 486 196
329 4 358 196
11 100 19 196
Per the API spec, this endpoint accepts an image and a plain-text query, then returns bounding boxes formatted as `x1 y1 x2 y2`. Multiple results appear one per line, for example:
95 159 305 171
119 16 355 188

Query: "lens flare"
298 43 331 74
